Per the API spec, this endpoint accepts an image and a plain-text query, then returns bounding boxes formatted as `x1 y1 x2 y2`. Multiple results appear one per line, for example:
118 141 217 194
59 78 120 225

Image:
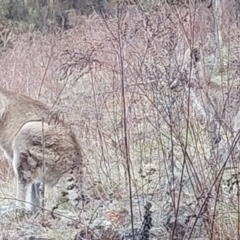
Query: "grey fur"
0 88 84 212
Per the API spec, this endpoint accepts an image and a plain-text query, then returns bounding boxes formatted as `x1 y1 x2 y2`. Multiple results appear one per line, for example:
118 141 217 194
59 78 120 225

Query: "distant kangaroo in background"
0 87 86 212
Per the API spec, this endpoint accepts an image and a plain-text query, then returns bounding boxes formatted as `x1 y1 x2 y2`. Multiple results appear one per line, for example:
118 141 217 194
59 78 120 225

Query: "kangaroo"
0 87 85 212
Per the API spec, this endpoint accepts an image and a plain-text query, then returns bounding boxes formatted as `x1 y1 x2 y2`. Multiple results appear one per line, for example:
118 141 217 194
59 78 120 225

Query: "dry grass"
0 1 240 239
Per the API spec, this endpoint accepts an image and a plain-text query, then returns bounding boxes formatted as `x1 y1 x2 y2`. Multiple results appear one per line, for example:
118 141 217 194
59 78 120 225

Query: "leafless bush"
0 0 240 239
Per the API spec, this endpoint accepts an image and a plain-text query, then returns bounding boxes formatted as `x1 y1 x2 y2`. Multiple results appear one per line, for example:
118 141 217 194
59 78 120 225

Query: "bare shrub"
0 0 240 239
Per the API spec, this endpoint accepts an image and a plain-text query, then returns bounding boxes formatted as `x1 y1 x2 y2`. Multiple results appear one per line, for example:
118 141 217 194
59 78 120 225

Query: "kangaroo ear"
0 105 5 122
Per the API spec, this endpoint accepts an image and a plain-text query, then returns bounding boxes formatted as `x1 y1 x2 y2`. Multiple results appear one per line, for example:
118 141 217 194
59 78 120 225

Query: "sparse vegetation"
0 0 240 239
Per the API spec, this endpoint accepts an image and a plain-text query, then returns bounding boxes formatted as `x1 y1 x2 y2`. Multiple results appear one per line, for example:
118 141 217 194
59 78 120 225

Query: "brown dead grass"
0 1 240 239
